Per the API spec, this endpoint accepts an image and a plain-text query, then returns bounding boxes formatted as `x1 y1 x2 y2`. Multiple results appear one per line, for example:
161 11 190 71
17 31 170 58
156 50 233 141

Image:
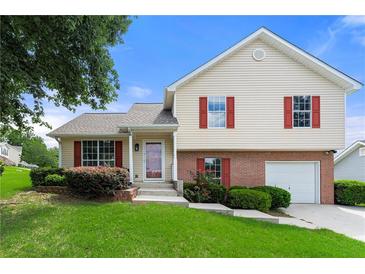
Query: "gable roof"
334 140 365 164
47 104 178 137
164 27 362 108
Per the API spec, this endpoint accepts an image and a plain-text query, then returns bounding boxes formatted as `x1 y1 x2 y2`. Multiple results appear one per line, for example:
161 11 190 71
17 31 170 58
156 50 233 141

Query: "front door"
143 141 165 181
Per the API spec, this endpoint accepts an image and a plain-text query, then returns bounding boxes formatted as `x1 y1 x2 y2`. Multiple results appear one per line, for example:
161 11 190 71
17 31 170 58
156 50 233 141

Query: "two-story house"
0 142 22 166
48 27 362 204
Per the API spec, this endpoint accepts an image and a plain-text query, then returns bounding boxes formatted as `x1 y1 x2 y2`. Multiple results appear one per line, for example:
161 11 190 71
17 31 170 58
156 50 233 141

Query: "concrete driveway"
283 204 365 242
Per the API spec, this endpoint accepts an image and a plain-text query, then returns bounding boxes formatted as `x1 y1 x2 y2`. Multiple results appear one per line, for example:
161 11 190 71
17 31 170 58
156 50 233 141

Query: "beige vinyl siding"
60 134 173 182
175 38 345 151
61 137 129 168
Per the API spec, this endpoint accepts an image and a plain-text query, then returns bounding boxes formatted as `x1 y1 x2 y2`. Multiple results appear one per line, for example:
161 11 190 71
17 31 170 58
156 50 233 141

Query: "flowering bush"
65 166 129 196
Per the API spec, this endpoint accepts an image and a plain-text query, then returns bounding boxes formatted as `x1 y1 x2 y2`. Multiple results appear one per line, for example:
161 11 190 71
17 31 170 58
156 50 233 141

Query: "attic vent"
359 147 365 157
252 48 266 61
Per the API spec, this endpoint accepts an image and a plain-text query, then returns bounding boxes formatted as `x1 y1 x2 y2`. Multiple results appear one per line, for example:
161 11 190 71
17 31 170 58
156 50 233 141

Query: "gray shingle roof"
47 103 178 137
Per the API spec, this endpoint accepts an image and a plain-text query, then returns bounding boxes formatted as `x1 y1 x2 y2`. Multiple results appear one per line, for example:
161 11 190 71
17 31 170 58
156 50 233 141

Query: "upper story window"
293 96 311 128
204 157 221 182
208 96 226 128
0 146 8 156
82 140 115 167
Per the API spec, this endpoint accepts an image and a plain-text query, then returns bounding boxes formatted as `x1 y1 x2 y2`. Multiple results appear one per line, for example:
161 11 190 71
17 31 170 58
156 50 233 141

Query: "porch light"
134 143 139 152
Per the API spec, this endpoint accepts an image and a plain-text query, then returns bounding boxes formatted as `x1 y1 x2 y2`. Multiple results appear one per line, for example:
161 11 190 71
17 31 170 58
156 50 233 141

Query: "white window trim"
81 139 116 167
142 139 166 182
207 96 226 129
292 95 312 129
204 157 222 181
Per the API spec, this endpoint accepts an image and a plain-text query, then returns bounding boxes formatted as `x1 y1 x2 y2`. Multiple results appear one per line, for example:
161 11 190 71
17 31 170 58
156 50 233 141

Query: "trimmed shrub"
44 174 66 186
252 186 291 209
183 181 226 203
65 166 129 196
229 185 247 191
207 183 227 203
334 180 365 206
30 167 64 186
227 189 272 212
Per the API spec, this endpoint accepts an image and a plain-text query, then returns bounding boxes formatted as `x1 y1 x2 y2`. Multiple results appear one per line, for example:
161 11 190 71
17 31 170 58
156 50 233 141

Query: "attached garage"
265 161 320 204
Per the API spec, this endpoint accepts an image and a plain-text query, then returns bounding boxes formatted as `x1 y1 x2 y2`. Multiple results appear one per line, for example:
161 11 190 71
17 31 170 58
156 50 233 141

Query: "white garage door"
265 161 320 204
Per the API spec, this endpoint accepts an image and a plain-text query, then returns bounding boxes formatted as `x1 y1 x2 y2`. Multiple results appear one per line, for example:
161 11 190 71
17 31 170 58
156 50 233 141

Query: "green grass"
0 166 31 199
1 199 364 258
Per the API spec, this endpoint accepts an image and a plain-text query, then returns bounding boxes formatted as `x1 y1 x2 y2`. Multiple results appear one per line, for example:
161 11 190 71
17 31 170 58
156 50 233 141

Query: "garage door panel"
265 162 318 204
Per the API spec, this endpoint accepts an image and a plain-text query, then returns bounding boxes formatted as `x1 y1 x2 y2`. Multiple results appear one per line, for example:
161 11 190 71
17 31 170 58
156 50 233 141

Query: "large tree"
0 16 132 133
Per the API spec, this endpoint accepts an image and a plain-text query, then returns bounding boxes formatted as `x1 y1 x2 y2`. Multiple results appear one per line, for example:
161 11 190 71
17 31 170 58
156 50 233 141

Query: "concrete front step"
138 188 177 196
132 182 174 189
133 195 189 207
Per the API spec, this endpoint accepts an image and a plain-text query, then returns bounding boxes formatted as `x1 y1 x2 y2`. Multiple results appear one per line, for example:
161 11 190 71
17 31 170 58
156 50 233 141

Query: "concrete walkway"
233 209 279 223
283 204 365 242
189 203 233 215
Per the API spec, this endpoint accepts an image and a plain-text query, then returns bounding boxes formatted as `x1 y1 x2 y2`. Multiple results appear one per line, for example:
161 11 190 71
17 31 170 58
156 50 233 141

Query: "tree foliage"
2 128 58 167
0 16 132 132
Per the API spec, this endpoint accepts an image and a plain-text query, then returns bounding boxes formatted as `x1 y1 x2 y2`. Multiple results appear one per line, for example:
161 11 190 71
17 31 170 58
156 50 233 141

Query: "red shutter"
222 158 231 188
74 141 81 167
284 96 293 129
196 158 205 173
115 141 123 167
312 96 320 128
199 97 208 128
226 97 235 128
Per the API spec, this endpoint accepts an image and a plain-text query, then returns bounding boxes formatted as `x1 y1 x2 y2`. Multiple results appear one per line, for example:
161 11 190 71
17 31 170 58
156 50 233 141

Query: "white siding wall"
335 148 365 182
175 39 346 151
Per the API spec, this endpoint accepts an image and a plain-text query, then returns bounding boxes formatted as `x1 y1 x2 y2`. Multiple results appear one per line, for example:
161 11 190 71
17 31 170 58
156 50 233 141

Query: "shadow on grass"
0 205 56 240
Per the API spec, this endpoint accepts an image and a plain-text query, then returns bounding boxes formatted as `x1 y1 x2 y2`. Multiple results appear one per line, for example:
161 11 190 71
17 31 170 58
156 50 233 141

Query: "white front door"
143 140 165 182
265 161 320 204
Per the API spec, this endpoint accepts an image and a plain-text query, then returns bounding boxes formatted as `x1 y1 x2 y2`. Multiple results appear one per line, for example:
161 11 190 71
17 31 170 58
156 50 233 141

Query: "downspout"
55 137 62 168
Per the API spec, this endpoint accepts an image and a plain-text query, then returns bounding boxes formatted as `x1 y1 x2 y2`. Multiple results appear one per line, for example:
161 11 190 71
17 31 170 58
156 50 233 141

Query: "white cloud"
346 115 365 146
126 86 152 98
32 110 73 148
341 16 365 27
310 16 365 57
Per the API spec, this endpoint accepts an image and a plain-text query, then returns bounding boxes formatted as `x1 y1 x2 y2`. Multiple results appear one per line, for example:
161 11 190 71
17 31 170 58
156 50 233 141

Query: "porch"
126 128 178 185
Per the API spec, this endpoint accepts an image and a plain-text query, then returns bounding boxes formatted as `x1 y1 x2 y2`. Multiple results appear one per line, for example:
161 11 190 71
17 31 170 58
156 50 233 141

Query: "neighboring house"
48 27 363 204
334 141 365 182
0 142 22 166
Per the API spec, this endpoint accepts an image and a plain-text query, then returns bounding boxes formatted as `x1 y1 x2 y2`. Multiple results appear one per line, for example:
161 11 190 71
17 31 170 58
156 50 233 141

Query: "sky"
33 16 365 148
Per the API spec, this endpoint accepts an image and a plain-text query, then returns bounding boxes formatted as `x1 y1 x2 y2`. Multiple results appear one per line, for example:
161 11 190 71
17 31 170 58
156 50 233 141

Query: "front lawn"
0 166 31 199
1 194 364 258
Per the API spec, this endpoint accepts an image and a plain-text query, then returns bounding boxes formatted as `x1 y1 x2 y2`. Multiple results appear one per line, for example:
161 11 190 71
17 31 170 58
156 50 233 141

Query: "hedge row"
30 167 65 186
335 180 365 206
30 166 130 196
183 182 291 211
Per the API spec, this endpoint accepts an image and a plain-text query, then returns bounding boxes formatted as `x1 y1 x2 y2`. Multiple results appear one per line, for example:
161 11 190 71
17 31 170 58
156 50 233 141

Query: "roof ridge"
83 112 127 114
133 102 163 105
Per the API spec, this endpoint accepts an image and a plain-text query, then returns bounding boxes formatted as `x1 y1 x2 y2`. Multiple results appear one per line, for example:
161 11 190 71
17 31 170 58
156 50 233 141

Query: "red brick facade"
177 151 334 204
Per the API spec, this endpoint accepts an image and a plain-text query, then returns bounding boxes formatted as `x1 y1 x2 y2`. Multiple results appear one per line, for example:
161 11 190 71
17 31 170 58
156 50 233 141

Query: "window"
208 96 226 128
204 158 221 181
293 96 311 128
0 146 8 156
82 140 115 167
359 147 365 157
98 140 115 166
